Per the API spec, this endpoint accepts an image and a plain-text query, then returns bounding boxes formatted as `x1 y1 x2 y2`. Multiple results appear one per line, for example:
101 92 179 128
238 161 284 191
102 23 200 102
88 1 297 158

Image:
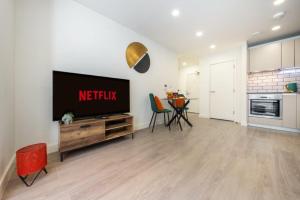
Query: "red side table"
16 143 48 187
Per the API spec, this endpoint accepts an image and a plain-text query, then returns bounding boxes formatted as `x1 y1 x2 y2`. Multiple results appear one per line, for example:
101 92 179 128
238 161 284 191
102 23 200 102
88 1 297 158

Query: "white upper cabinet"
295 38 300 68
282 39 295 69
249 42 282 72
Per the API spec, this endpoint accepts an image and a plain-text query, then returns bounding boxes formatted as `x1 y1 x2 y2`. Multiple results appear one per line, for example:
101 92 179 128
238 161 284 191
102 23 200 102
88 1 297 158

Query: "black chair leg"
168 112 171 131
149 112 155 128
152 113 157 132
19 168 47 187
172 111 176 124
164 112 166 126
177 111 180 124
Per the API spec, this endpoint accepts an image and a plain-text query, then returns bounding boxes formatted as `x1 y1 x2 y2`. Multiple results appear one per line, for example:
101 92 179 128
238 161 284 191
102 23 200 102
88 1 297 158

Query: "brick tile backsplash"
248 69 300 93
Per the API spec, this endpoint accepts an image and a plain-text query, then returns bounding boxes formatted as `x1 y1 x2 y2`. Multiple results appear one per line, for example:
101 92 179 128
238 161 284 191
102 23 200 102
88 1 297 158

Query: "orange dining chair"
175 98 189 120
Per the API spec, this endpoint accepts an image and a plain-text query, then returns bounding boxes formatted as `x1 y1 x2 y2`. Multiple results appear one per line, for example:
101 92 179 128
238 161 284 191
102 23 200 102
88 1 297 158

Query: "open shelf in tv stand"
59 114 134 161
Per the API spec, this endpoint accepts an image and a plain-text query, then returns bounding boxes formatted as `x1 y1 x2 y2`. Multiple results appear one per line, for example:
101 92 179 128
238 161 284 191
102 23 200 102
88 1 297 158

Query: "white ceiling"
75 0 300 57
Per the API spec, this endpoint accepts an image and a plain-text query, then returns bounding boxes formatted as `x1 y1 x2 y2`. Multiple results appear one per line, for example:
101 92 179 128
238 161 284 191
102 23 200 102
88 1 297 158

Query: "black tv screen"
53 71 130 121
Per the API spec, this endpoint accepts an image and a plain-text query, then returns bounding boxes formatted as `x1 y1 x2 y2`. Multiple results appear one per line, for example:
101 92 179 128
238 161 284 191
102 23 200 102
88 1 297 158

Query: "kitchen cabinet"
248 117 282 127
297 94 300 129
282 39 295 68
282 94 297 129
295 38 300 68
249 42 281 72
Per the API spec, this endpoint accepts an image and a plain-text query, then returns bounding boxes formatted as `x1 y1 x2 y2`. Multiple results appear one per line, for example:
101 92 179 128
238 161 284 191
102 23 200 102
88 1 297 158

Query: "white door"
185 72 200 113
210 61 235 121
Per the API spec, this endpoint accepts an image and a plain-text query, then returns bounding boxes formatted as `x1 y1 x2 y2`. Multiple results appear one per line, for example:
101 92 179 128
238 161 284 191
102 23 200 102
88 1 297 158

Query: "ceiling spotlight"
210 44 216 49
252 31 261 36
171 9 180 17
273 11 286 20
195 31 203 37
273 0 285 6
272 25 281 31
182 62 187 66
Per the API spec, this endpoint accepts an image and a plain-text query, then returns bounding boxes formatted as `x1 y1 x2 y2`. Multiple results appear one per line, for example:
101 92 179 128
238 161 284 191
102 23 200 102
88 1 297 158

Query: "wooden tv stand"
59 114 133 161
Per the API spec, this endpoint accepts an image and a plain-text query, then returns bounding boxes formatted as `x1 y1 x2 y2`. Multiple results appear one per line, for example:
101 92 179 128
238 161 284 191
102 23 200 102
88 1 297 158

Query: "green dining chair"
149 93 171 132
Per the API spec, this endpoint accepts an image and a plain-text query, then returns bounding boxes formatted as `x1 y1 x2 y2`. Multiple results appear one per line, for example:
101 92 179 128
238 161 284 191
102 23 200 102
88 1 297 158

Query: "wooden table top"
161 97 198 100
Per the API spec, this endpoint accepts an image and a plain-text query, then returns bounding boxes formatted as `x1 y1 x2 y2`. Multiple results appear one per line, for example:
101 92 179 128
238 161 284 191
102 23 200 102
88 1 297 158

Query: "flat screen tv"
53 71 130 121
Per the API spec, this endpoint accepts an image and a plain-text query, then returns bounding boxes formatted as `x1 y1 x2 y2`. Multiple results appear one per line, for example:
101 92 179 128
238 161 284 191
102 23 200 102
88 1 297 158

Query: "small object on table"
16 143 48 187
166 92 174 99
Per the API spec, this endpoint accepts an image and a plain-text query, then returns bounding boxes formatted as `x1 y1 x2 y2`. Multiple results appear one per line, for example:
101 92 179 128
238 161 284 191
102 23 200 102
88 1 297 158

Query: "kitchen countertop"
247 92 299 94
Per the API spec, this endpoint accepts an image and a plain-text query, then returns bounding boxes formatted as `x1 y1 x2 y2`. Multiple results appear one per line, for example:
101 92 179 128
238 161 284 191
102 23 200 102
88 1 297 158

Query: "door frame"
209 59 237 121
185 71 200 114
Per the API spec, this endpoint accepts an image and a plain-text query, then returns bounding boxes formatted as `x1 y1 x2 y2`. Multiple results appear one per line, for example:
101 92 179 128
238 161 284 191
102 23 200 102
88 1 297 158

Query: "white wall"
0 0 15 196
14 0 178 151
197 44 248 125
178 65 199 94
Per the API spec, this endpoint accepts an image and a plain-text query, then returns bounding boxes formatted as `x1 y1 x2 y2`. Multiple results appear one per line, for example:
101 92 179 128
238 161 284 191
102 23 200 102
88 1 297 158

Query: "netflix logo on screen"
53 71 130 121
79 90 117 102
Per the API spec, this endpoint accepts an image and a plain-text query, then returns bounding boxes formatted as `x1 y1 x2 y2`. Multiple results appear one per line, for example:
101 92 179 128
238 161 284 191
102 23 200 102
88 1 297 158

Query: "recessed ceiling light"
272 25 281 31
195 31 203 37
210 44 216 49
171 9 180 17
273 0 285 6
273 11 286 20
182 62 187 66
252 31 261 36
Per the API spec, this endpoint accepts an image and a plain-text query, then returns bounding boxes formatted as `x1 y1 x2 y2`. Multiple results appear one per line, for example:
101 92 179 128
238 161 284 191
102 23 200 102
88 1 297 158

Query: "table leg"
177 113 193 127
167 99 193 129
177 100 193 127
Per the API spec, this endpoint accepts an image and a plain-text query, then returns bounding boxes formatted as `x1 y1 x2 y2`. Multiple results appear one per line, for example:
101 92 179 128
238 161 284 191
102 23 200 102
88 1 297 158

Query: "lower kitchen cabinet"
297 94 300 129
248 117 282 127
282 94 297 129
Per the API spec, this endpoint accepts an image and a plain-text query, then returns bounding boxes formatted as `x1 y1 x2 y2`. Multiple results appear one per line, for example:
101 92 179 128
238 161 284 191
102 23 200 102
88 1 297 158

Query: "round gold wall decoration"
126 42 150 73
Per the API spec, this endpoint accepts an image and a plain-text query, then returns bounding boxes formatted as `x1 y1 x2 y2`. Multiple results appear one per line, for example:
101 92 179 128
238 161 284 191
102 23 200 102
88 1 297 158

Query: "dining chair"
184 107 189 120
173 98 189 120
175 98 185 122
149 93 171 132
170 98 188 121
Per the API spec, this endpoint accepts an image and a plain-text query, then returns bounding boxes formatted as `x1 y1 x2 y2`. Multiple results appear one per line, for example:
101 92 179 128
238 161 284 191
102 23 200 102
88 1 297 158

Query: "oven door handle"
251 99 279 103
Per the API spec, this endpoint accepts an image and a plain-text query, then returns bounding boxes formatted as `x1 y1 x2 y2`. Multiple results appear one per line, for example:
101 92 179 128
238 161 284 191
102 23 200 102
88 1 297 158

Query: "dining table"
162 97 194 131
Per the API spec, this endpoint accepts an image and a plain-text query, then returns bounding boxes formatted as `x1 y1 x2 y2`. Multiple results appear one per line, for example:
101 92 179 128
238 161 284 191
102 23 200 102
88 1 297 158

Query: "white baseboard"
248 123 300 133
198 114 209 118
0 155 15 200
48 143 59 154
240 120 248 127
134 122 149 131
135 119 164 131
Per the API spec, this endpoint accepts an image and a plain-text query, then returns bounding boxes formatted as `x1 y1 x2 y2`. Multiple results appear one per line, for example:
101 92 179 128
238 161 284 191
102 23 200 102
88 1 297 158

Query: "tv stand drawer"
60 121 105 142
60 134 105 152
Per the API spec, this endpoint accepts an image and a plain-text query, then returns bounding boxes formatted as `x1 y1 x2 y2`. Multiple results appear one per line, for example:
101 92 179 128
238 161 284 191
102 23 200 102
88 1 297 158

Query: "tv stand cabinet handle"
80 124 91 129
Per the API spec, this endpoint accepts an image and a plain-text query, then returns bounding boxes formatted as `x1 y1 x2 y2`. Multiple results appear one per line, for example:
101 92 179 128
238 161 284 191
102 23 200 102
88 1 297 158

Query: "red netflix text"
79 90 117 101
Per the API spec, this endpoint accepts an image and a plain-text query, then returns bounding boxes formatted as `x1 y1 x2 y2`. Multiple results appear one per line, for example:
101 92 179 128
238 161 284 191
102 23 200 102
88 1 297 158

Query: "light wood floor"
4 115 300 200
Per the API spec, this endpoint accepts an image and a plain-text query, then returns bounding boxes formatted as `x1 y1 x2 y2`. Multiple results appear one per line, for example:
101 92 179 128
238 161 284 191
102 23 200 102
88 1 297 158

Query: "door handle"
80 124 91 129
210 91 216 93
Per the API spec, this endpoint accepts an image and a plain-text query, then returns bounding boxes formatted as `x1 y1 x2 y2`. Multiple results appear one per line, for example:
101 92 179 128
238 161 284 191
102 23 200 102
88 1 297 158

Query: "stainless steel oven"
248 94 282 119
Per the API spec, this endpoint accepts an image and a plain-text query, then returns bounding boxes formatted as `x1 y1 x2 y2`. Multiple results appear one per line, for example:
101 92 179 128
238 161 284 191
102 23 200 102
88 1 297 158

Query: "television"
53 71 130 121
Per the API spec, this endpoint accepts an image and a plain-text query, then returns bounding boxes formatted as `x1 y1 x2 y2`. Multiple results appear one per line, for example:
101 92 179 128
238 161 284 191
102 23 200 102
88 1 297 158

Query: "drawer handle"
80 124 91 129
